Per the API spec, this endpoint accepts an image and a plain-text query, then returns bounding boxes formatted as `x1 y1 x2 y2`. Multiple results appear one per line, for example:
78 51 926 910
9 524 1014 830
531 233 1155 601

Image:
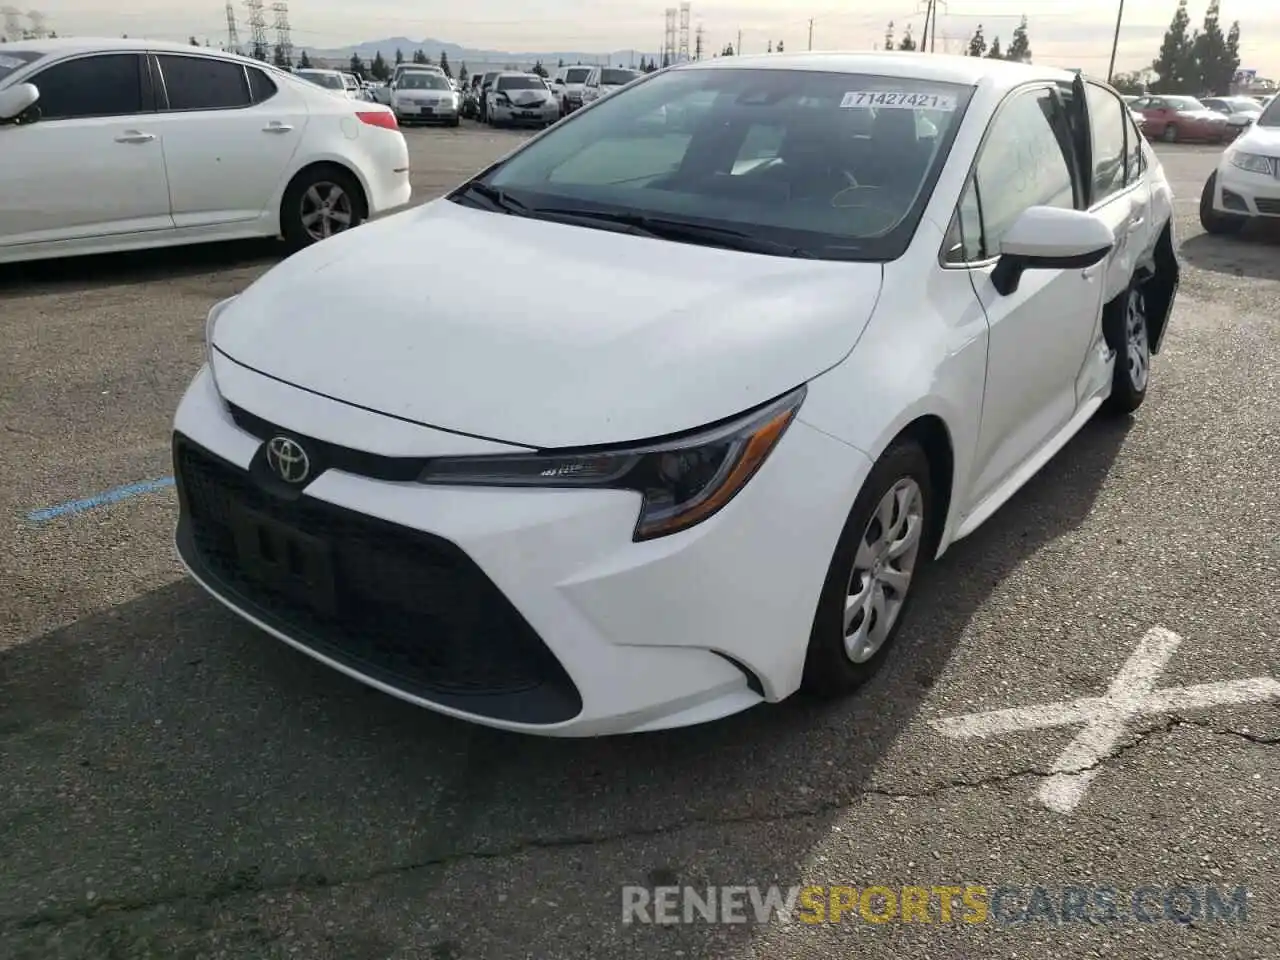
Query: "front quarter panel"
797 218 988 553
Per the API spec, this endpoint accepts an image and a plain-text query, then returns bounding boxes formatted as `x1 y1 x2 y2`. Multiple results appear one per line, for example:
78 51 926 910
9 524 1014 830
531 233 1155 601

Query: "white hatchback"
0 39 412 263
175 53 1179 737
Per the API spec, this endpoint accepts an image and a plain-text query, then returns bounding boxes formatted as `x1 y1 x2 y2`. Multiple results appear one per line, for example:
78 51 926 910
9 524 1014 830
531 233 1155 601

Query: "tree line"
1112 0 1242 96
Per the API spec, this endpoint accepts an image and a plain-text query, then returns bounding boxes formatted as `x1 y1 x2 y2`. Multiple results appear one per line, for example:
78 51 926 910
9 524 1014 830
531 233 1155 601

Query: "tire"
449 118 460 127
1101 280 1151 416
1162 123 1179 143
1199 171 1246 236
802 440 935 698
280 166 365 252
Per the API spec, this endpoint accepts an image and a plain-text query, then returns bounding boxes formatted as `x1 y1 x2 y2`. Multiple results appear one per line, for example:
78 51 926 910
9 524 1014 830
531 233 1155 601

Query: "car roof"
676 50 1078 93
0 36 265 65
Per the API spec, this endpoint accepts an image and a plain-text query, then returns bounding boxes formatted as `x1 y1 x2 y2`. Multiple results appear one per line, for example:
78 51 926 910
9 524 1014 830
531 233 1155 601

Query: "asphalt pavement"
1 131 1277 959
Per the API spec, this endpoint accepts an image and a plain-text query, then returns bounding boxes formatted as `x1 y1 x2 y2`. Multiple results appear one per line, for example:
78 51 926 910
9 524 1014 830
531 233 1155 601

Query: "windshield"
300 72 344 90
1165 96 1206 111
1259 96 1280 127
602 69 640 86
399 73 450 90
497 75 544 90
1226 97 1261 112
0 50 42 81
475 68 972 261
566 68 590 83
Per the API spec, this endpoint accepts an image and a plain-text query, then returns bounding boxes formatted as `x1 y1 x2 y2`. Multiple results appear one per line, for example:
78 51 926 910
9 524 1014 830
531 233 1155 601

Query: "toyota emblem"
265 436 311 484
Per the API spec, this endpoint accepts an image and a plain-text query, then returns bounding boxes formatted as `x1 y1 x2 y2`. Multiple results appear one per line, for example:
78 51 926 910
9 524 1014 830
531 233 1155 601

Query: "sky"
29 1 1280 77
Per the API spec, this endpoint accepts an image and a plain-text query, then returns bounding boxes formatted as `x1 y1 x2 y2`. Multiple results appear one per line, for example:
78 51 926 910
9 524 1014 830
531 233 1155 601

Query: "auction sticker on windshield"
841 91 957 110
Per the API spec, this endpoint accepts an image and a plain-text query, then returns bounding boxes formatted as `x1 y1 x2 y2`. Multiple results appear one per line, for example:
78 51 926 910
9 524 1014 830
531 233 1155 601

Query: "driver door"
954 85 1104 507
0 51 173 249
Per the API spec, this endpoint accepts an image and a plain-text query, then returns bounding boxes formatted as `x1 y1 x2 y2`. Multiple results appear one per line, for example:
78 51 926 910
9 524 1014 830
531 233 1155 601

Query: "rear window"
482 67 973 262
497 75 542 90
565 68 590 83
300 71 343 90
601 69 640 85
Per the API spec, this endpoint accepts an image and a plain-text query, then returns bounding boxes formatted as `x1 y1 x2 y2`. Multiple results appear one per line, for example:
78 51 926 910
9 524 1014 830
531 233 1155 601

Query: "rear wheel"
1102 280 1150 416
1199 171 1246 235
802 441 934 697
281 166 365 252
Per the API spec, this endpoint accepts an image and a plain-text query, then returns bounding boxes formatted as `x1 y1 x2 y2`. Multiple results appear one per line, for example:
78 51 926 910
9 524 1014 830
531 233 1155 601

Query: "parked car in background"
175 52 1178 736
1200 93 1280 234
579 66 643 107
0 38 411 264
295 68 356 98
391 70 460 126
551 63 592 115
476 70 500 122
390 62 445 86
486 72 559 127
1201 95 1262 133
1129 94 1230 142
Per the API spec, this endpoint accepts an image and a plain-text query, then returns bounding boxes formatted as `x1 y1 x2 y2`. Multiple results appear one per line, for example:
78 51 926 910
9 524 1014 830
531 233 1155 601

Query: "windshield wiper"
453 181 528 215
531 208 814 258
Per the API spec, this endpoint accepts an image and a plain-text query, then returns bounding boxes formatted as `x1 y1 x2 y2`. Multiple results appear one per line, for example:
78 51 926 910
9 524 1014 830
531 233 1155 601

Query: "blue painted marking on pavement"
27 476 176 523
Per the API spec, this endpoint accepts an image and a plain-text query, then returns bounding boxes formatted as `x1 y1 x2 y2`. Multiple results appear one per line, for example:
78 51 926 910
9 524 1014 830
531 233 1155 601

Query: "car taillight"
356 110 398 131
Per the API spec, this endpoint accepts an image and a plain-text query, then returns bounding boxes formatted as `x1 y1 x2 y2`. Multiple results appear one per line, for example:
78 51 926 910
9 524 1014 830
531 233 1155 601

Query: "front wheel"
802 440 934 697
1102 280 1151 416
280 166 365 252
1162 123 1179 143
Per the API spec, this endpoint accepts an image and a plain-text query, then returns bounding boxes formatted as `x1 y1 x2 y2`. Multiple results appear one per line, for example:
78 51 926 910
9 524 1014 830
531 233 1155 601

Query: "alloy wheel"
300 182 354 242
843 478 924 664
1126 287 1150 393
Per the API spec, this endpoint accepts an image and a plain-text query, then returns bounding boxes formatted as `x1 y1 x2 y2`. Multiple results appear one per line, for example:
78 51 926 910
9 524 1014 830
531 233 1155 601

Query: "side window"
247 66 278 103
1086 83 1128 202
973 89 1076 256
30 53 143 120
157 54 250 111
1125 115 1146 184
944 176 984 264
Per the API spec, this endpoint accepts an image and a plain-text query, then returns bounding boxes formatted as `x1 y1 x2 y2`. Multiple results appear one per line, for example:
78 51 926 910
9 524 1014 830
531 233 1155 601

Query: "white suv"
579 66 643 107
550 64 591 115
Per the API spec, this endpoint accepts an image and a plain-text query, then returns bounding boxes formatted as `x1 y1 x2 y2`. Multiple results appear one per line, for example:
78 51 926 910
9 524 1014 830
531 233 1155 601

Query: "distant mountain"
300 36 657 72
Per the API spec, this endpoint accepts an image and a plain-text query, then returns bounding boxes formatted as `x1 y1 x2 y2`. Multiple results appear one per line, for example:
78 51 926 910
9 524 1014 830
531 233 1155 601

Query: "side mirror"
991 206 1113 296
0 82 40 122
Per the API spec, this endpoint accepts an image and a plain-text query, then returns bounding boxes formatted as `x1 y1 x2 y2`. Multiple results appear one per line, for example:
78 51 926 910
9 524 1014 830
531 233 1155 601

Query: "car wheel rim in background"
1126 288 1150 393
300 182 354 241
843 478 924 664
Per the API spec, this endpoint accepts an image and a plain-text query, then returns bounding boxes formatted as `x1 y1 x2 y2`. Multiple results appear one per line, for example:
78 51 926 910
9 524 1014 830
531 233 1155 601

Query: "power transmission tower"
663 7 676 66
25 8 46 37
0 7 22 40
224 1 241 53
677 2 691 63
244 0 269 60
694 23 704 60
270 1 292 65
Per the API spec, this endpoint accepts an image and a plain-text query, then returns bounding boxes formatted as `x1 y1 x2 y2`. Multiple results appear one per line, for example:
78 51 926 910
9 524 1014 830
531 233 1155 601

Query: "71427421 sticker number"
840 91 957 111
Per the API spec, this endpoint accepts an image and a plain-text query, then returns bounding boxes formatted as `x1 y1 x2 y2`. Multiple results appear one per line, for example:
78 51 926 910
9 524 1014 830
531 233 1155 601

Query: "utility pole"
1107 0 1125 83
808 18 813 50
737 28 741 54
920 0 933 53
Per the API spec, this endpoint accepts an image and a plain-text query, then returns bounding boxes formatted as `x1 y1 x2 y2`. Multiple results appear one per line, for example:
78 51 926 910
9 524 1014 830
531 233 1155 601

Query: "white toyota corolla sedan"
0 38 410 264
175 53 1180 737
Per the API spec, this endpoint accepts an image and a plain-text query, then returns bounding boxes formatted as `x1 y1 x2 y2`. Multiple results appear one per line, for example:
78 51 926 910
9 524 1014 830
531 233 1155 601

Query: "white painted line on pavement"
930 627 1280 814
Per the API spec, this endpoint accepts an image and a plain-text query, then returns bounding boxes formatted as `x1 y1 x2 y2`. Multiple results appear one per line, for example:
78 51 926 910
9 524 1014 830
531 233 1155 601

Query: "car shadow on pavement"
0 240 285 299
0 418 1131 956
1180 227 1280 282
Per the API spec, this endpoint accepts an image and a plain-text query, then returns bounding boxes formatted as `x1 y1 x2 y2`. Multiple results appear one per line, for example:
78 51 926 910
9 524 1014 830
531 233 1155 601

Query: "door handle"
115 131 155 143
262 122 293 133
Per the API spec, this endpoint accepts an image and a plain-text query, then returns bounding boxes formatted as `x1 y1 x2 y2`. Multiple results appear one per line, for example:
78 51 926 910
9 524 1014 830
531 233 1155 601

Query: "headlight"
418 386 806 541
204 295 238 391
1230 151 1276 175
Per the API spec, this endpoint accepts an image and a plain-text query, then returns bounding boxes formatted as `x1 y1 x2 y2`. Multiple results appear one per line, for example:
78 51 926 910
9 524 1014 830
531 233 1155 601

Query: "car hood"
1236 124 1280 153
501 88 553 106
211 200 883 448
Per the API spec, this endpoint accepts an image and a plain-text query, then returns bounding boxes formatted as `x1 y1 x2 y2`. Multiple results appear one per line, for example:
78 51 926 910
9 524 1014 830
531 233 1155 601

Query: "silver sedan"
487 73 560 128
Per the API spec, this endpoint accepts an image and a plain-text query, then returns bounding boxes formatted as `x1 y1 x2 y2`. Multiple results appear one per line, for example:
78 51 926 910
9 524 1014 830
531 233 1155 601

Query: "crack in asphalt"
4 717 1273 935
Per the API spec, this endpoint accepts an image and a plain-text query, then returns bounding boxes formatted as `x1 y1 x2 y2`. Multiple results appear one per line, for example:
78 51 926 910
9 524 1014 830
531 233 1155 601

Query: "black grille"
173 434 582 724
1255 197 1280 216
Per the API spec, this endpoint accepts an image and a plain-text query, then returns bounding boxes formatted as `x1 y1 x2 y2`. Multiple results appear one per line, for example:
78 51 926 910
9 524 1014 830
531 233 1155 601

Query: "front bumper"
1214 156 1280 217
394 101 459 121
173 359 871 736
